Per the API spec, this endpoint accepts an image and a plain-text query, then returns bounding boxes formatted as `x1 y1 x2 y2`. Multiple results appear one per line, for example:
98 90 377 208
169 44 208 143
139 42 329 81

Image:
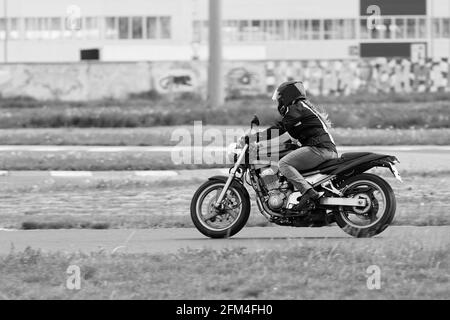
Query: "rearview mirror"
251 115 260 129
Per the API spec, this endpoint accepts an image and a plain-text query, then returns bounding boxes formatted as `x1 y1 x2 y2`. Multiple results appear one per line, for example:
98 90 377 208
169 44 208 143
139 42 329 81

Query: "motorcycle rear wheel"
335 173 396 238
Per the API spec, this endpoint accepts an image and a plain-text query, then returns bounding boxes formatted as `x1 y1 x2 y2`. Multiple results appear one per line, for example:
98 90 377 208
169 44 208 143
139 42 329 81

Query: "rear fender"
371 156 402 182
331 154 399 177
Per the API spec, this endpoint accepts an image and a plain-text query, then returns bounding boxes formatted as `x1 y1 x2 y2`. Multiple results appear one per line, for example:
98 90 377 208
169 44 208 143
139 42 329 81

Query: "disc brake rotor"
352 193 372 214
205 190 240 223
341 185 383 224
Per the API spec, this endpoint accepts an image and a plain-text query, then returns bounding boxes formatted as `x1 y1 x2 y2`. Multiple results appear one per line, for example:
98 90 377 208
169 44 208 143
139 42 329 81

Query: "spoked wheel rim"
339 180 387 229
195 183 243 232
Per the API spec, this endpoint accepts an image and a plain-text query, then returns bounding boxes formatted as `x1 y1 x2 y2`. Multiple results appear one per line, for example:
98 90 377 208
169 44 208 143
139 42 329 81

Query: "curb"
0 169 230 179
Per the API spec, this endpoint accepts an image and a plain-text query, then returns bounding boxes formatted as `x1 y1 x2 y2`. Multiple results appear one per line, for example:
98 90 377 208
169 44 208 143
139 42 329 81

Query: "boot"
286 189 324 216
296 189 323 209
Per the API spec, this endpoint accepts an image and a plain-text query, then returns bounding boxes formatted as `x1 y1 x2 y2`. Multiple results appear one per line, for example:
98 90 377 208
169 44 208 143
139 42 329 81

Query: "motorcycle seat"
301 152 373 174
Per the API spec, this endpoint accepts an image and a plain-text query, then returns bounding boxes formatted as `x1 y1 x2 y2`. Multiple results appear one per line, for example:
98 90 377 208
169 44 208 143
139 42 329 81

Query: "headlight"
227 143 241 163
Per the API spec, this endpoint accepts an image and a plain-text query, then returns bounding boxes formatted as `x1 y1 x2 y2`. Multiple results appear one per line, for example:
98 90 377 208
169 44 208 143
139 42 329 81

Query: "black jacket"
261 99 337 153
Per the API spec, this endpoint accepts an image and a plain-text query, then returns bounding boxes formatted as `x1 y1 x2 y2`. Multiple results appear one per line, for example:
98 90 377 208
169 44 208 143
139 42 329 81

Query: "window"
251 20 263 41
360 18 369 39
376 18 393 39
9 18 19 39
63 16 82 39
432 18 441 38
343 19 356 39
132 17 143 39
417 18 426 38
25 18 41 39
274 20 284 40
360 16 428 40
287 20 299 40
84 17 99 39
237 20 249 41
223 20 237 42
49 18 61 39
311 20 321 39
0 19 5 40
406 18 417 38
146 17 157 39
160 16 171 39
105 17 117 39
297 20 308 40
324 19 355 39
0 18 19 40
384 18 393 39
260 20 270 40
207 18 355 42
324 20 336 39
394 17 406 39
364 17 392 39
118 17 129 39
442 18 450 38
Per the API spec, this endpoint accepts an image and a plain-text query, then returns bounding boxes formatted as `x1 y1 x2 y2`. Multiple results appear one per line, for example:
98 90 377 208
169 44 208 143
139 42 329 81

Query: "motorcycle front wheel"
190 180 251 238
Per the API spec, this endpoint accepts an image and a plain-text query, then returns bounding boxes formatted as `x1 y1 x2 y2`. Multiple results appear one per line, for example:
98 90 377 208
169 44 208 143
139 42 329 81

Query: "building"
0 0 448 63
0 0 448 100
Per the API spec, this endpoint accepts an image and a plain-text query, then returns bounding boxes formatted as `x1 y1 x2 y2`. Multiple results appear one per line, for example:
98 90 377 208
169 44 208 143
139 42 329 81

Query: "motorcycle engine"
267 190 285 210
260 167 292 211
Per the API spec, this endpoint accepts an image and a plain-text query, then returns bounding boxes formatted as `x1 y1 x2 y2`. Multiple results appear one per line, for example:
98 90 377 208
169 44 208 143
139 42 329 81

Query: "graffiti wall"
0 58 448 101
266 58 450 96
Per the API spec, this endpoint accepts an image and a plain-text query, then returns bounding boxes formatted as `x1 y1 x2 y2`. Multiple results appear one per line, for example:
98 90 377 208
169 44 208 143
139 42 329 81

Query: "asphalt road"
0 226 448 255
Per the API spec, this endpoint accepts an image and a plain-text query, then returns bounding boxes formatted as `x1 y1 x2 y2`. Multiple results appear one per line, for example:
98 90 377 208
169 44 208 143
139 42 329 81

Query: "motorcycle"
190 115 402 238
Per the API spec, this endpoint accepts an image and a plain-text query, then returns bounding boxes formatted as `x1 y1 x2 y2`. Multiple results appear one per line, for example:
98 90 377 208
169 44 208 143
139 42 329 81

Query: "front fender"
208 175 250 198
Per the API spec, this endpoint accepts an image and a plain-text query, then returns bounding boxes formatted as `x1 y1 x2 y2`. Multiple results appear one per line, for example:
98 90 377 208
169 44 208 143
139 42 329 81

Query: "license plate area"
389 163 403 182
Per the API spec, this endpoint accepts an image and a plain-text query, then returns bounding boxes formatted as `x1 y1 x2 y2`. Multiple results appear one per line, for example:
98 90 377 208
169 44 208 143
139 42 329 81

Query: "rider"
254 80 339 209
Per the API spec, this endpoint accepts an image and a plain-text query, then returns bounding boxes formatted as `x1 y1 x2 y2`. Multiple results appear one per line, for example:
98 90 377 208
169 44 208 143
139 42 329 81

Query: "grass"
2 91 450 108
0 97 448 129
0 150 211 171
0 127 449 146
0 147 448 171
21 221 110 230
0 242 448 299
0 174 448 230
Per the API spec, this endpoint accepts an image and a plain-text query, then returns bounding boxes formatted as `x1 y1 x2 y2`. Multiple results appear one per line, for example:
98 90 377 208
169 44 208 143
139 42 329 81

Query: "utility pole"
208 0 224 108
3 0 7 63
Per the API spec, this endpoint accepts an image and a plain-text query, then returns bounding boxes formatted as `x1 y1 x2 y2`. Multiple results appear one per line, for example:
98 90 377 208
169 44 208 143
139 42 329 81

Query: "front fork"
214 144 249 207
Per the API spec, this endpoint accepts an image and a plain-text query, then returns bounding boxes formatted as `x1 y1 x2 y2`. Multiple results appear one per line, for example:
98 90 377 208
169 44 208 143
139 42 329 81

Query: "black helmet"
272 80 307 116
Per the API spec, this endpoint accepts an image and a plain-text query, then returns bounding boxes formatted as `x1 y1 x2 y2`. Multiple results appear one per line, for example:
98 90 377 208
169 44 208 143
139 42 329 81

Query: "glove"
249 141 259 153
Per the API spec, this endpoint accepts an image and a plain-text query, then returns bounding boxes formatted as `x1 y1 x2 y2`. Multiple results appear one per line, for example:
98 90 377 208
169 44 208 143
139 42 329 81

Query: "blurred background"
0 0 448 100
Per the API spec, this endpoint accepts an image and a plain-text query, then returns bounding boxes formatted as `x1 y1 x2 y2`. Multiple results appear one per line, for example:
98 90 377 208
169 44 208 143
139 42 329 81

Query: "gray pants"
278 146 339 194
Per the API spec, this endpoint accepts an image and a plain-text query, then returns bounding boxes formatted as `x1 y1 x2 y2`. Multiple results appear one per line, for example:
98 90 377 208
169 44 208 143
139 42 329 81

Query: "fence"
0 57 448 101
